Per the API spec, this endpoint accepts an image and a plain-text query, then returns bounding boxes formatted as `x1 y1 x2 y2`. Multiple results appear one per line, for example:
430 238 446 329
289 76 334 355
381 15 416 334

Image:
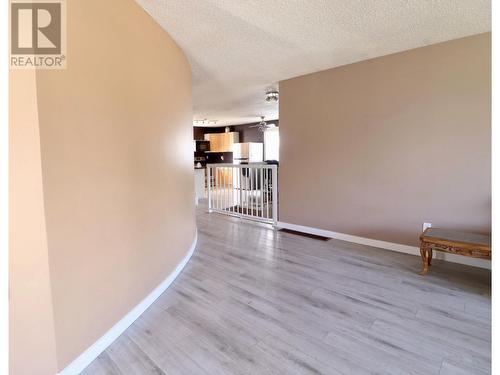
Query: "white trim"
58 232 198 375
277 222 491 270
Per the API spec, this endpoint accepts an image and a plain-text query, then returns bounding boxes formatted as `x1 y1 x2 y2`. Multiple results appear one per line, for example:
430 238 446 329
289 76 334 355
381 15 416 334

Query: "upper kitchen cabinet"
204 132 239 152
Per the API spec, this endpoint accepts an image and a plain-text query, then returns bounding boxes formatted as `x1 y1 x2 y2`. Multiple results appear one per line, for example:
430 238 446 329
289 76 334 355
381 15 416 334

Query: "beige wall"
10 0 196 372
279 33 491 246
9 70 59 375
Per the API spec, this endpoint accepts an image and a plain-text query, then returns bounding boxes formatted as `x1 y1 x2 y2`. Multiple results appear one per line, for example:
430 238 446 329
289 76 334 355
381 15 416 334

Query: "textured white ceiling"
136 0 490 126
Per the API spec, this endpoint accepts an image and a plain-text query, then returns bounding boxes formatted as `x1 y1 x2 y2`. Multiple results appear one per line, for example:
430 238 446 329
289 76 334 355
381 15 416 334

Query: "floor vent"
279 228 331 241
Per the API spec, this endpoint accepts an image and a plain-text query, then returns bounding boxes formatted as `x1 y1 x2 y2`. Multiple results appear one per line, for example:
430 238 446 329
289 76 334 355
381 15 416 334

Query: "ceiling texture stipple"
135 0 491 126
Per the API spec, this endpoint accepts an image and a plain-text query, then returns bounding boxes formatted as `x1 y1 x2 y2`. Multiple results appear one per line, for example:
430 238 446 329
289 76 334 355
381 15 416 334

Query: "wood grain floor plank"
82 201 491 374
104 334 166 375
81 352 122 375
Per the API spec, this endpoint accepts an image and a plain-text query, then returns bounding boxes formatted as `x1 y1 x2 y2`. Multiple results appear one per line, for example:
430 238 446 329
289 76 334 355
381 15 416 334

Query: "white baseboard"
277 222 490 270
58 231 198 375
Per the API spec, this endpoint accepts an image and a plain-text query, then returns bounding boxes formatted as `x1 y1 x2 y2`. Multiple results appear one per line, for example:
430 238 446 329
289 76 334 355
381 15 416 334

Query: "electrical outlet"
423 222 432 231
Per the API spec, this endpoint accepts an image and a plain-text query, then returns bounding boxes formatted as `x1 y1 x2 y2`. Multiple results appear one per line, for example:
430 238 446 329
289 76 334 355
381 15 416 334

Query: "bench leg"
428 249 433 266
419 245 430 276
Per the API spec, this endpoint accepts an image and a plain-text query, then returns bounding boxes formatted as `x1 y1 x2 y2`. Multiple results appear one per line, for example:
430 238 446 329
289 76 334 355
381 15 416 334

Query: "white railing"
207 163 278 226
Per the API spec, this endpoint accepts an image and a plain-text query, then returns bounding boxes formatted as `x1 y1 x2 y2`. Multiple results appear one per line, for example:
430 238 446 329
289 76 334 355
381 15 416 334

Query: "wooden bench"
419 228 491 275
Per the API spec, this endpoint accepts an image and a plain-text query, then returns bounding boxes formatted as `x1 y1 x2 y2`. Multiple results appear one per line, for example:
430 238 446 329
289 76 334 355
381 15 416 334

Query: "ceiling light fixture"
193 119 218 126
249 116 274 132
193 119 207 126
265 90 279 103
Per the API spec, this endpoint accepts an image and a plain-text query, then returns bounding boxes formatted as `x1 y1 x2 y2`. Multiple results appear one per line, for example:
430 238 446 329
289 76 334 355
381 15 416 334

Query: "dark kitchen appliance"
205 151 233 164
194 140 210 152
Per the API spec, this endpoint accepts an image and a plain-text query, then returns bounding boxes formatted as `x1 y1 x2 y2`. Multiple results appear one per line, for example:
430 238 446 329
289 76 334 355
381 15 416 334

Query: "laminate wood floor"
82 202 491 375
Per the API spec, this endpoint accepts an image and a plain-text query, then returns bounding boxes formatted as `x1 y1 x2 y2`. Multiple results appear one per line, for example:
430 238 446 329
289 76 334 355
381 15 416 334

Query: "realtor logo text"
10 0 66 69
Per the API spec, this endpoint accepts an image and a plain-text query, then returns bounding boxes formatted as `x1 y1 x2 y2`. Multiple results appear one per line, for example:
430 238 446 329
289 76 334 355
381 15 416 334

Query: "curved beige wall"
10 70 59 375
10 0 196 373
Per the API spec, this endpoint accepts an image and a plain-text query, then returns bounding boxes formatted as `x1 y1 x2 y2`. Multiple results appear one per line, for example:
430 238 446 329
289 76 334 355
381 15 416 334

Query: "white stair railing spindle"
259 168 264 220
206 164 277 226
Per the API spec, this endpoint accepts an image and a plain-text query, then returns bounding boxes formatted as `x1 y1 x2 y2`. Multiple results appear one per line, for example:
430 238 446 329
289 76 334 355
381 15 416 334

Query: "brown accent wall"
193 120 279 143
232 121 269 143
10 0 196 372
193 126 226 140
279 33 491 246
